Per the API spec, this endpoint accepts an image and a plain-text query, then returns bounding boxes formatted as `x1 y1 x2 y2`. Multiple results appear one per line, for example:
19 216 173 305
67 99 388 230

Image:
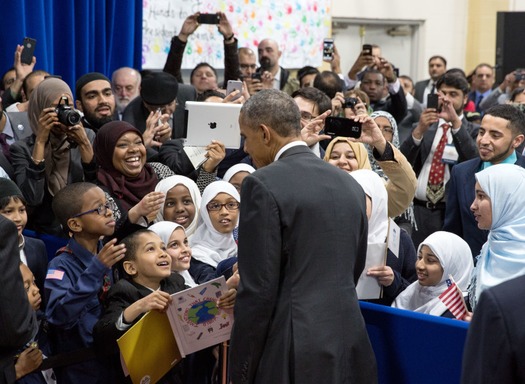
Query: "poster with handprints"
166 276 233 356
142 0 331 69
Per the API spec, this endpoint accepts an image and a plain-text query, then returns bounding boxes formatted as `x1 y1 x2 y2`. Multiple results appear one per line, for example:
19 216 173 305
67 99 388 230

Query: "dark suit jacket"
6 112 32 142
122 83 196 141
414 79 431 104
0 217 37 384
229 145 377 384
371 83 408 124
443 153 525 258
400 117 479 179
461 274 525 384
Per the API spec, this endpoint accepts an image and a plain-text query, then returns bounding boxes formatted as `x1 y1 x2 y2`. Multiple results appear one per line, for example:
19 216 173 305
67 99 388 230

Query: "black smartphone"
20 37 37 65
427 93 439 110
323 38 334 61
324 117 362 138
197 13 220 24
362 44 372 56
251 72 262 81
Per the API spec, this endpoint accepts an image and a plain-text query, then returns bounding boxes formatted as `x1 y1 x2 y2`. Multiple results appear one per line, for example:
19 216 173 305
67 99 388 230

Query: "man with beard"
75 72 116 133
256 39 299 96
444 104 525 259
111 67 141 117
400 72 479 248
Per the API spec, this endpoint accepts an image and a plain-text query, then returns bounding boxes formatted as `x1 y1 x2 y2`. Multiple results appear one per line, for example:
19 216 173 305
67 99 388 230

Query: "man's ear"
513 134 525 149
260 124 272 144
75 99 83 112
123 261 137 277
67 218 82 234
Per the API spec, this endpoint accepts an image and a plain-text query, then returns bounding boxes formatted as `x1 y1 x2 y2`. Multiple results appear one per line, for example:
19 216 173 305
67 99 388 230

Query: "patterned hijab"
93 121 157 211
369 111 399 178
190 181 240 268
393 231 473 316
470 164 525 309
323 137 372 170
28 78 74 195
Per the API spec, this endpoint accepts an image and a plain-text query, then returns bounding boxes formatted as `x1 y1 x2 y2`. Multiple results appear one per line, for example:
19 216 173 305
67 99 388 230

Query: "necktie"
475 94 484 112
0 133 11 162
426 124 450 204
430 82 436 95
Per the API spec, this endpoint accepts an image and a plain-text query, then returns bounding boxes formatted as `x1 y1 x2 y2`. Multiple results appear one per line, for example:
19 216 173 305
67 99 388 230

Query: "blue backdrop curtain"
0 0 142 98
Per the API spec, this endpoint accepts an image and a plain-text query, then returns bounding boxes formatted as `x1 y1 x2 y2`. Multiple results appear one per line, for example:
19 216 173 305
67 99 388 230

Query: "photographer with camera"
478 68 525 112
10 77 96 236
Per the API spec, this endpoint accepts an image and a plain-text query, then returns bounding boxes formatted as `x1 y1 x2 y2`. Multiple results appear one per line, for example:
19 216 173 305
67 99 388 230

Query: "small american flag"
439 275 467 320
46 269 65 280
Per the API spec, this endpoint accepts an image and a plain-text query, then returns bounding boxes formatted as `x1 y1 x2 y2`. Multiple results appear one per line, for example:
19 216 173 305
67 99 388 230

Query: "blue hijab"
470 163 525 309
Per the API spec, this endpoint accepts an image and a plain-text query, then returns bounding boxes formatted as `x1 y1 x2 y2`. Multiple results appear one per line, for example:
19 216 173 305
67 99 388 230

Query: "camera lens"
56 106 81 126
344 97 358 109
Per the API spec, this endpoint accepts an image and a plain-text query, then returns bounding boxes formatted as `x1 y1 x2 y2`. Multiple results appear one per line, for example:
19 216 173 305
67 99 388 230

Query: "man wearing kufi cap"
75 72 116 133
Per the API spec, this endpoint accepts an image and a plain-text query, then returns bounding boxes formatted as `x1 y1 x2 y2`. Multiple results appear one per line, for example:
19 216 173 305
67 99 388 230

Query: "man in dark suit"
443 104 525 259
229 89 377 384
400 72 479 247
414 55 447 105
461 274 525 383
467 63 495 115
0 216 37 384
0 100 32 163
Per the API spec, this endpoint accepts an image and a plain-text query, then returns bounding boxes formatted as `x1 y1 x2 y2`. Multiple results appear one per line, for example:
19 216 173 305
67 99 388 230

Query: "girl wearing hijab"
10 77 96 236
323 113 416 218
190 180 240 284
222 163 256 194
393 231 474 318
350 169 417 305
468 164 525 310
154 175 202 238
370 111 417 235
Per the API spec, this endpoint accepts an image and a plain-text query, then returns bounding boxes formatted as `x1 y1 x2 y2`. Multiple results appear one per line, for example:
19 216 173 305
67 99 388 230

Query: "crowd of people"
2 10 525 384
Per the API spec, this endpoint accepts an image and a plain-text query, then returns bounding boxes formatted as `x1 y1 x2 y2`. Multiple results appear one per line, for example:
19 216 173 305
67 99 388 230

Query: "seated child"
189 181 240 284
46 182 126 383
0 178 48 301
154 175 202 238
392 231 474 318
222 163 255 194
94 229 186 383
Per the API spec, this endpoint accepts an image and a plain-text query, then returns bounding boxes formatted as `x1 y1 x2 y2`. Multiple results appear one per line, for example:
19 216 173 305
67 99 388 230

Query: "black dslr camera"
55 96 81 126
343 97 359 109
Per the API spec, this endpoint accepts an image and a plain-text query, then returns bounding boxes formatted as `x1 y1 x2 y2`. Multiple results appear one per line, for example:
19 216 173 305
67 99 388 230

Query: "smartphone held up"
20 37 37 65
324 117 362 139
323 38 334 61
197 13 220 24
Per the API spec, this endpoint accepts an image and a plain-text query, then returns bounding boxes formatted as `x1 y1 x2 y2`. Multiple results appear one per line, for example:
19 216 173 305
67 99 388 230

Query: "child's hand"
140 290 172 313
134 191 165 223
217 288 236 309
366 265 394 287
226 270 240 290
200 140 226 173
96 238 126 268
15 346 43 379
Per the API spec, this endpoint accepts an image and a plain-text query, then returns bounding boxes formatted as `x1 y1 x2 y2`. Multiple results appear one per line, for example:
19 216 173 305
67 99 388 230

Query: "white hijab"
190 181 240 268
222 163 256 183
149 221 197 288
154 175 202 237
471 164 525 308
349 169 389 244
392 231 473 316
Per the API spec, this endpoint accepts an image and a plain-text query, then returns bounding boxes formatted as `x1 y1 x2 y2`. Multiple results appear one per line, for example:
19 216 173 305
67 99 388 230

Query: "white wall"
330 0 469 82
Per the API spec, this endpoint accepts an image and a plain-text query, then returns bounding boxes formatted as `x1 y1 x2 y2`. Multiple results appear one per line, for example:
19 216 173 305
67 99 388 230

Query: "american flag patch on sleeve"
46 269 65 280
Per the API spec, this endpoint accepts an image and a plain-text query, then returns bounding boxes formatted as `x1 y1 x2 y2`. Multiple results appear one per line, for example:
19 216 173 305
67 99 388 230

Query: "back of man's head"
291 87 331 114
22 70 50 100
241 89 301 138
313 71 343 99
485 104 525 137
436 72 469 96
140 71 179 106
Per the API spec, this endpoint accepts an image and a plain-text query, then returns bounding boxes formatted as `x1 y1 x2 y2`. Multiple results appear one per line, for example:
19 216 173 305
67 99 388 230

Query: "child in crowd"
154 175 202 238
392 231 473 318
94 229 186 383
0 178 48 300
222 163 256 194
189 181 240 284
15 263 53 384
46 182 126 383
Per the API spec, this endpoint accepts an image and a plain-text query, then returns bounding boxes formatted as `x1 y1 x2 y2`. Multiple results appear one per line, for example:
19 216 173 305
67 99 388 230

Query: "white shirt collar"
274 140 307 161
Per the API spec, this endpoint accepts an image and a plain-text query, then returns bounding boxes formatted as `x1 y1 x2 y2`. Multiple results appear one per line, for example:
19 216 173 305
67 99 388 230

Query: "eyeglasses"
72 201 116 218
206 201 240 212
